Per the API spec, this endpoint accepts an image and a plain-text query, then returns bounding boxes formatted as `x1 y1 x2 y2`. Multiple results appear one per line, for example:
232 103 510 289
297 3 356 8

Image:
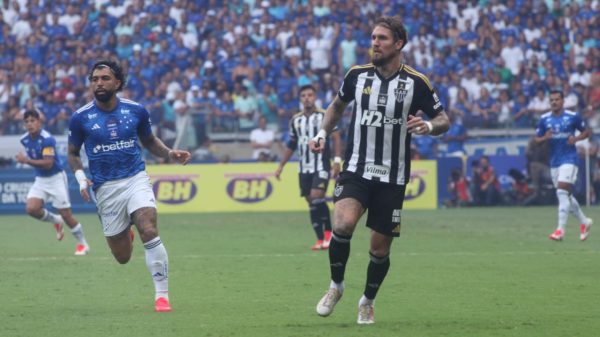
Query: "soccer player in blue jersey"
534 90 592 241
67 60 191 312
16 109 90 255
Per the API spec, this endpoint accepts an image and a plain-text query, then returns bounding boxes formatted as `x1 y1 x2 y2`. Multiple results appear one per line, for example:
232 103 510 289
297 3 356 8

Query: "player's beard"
372 52 397 67
94 89 115 103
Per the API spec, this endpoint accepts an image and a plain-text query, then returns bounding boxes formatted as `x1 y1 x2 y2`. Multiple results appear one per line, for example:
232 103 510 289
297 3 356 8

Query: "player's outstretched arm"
309 96 348 154
67 143 93 202
141 134 191 165
275 147 295 181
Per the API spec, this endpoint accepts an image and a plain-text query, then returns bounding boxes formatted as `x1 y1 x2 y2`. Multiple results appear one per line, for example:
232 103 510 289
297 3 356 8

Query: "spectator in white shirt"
500 36 525 76
250 116 276 161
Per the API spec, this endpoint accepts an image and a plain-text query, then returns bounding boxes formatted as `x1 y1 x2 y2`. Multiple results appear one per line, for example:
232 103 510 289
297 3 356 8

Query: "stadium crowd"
0 0 598 156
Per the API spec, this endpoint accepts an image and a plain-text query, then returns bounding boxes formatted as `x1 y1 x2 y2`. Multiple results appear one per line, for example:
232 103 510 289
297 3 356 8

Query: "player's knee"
332 222 354 236
369 248 391 258
25 205 40 217
138 226 158 242
113 251 132 264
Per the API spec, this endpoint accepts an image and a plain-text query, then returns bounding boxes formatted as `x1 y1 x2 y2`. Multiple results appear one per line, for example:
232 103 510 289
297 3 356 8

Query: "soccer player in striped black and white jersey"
310 16 450 324
275 84 342 251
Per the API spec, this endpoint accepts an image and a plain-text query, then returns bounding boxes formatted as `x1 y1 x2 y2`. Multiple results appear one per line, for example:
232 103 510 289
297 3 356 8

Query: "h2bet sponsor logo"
226 173 273 203
360 110 403 127
152 174 198 204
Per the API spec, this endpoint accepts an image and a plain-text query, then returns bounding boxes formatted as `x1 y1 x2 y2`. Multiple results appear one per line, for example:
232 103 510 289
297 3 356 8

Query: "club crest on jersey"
394 87 408 103
334 185 343 197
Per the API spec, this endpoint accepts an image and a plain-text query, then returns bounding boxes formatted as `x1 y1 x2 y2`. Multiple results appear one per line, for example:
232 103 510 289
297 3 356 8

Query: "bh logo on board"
405 172 427 200
226 173 273 203
152 174 198 204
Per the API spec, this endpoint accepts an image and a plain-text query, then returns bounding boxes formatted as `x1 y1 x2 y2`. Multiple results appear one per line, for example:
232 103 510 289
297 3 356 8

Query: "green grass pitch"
1 207 599 337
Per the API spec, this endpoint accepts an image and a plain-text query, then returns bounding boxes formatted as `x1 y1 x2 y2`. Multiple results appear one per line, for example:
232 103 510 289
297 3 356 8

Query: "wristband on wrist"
333 156 342 164
74 169 88 190
316 129 327 139
424 121 433 134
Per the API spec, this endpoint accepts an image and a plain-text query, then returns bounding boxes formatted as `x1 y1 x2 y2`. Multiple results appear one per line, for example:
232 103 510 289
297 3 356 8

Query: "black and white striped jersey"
337 63 444 185
287 109 333 174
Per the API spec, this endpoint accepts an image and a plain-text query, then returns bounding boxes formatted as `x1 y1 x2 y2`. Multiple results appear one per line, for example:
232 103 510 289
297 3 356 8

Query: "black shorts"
333 171 406 237
299 171 330 197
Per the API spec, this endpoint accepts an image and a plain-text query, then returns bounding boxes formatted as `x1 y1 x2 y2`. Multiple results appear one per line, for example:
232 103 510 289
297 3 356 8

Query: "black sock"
315 200 332 232
329 231 352 283
364 252 390 300
309 205 324 240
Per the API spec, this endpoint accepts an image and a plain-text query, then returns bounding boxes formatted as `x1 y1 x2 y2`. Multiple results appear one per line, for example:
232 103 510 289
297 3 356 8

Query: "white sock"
557 189 570 232
41 209 63 224
569 195 587 223
144 237 169 300
70 223 88 246
330 280 344 293
359 294 374 306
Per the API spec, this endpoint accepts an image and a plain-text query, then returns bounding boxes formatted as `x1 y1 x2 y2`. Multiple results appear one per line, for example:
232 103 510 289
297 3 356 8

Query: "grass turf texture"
1 207 599 337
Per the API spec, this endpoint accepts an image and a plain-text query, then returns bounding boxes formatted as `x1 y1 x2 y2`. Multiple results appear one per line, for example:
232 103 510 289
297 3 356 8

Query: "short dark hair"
374 16 408 45
88 59 126 91
549 89 564 98
299 84 316 94
23 109 41 120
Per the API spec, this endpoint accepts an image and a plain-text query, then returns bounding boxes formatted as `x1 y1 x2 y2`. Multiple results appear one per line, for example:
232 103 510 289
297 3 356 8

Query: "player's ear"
396 39 404 51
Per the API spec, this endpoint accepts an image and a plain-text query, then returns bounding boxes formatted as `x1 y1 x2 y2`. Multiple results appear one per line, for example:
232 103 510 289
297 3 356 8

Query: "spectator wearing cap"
52 91 77 135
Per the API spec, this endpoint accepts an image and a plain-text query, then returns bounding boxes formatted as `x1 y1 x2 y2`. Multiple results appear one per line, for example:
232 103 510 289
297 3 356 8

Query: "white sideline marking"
3 250 598 262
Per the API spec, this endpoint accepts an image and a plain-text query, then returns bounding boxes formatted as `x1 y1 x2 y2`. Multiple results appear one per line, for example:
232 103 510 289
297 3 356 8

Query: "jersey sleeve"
41 137 57 157
68 113 84 149
137 106 153 138
286 117 298 150
575 113 588 132
535 117 546 137
337 69 357 103
413 75 444 119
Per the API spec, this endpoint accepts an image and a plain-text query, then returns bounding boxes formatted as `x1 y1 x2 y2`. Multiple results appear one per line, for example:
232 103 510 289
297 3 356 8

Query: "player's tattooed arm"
140 134 171 159
322 96 348 135
141 134 191 165
67 143 84 172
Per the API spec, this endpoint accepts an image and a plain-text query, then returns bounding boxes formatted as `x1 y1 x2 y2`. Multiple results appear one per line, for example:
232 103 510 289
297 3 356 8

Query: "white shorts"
551 164 578 188
95 171 156 237
27 171 71 209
